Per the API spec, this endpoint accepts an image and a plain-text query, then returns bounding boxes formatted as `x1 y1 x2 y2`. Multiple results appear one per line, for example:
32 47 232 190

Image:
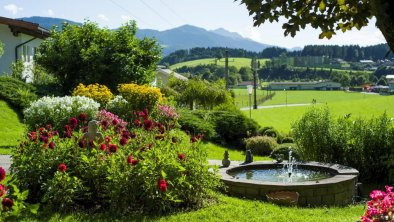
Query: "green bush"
178 109 217 139
0 76 37 109
211 110 259 146
245 136 277 156
292 106 394 183
12 109 220 213
263 129 278 138
281 137 295 144
257 126 274 136
270 144 300 160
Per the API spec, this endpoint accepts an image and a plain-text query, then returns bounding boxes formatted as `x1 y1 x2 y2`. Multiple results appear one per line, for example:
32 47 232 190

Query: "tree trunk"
371 0 394 53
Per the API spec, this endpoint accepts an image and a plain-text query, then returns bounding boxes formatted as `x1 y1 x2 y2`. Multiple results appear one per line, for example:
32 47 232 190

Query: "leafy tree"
35 21 161 92
239 67 253 81
238 0 394 52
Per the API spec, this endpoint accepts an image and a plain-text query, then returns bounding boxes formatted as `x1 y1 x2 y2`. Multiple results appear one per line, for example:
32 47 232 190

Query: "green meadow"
0 100 25 154
240 90 394 133
170 57 270 70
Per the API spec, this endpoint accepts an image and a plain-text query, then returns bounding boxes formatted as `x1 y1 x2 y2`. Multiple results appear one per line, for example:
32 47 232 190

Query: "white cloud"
121 15 132 21
47 9 54 16
97 14 109 21
4 4 23 15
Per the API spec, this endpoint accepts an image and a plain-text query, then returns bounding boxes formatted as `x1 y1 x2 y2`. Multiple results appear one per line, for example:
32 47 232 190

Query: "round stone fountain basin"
219 161 359 206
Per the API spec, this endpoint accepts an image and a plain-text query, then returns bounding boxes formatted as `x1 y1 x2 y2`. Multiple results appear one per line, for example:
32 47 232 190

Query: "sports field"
239 90 394 133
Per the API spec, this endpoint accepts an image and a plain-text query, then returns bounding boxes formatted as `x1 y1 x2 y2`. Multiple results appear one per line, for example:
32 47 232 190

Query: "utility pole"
252 57 258 109
224 49 229 89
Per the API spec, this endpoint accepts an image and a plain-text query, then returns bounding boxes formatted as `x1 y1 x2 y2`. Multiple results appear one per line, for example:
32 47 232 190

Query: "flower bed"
12 108 219 213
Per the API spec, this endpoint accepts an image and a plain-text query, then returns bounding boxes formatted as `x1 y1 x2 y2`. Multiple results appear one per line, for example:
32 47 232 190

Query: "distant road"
240 103 314 111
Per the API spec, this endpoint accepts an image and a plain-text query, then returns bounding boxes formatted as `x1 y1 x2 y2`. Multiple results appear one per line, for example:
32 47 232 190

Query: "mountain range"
18 16 273 55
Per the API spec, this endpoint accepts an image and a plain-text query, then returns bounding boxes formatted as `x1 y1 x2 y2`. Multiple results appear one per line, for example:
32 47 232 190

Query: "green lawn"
232 88 272 108
20 193 364 222
244 91 394 133
0 100 25 154
202 141 271 161
292 66 373 75
170 58 270 70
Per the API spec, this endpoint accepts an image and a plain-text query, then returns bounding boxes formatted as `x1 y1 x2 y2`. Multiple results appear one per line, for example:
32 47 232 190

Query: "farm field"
240 91 394 133
170 57 269 70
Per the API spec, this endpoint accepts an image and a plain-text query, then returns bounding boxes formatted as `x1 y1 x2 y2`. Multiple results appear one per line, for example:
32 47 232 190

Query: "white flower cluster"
24 96 100 129
106 95 129 111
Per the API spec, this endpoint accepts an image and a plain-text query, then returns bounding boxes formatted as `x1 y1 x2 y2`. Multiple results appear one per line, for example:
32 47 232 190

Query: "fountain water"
283 148 296 178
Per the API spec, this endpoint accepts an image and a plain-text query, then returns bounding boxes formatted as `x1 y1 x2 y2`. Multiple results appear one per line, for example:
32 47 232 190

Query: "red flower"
46 124 52 131
130 132 136 139
52 130 58 136
58 163 67 172
127 155 133 164
105 136 111 143
64 131 72 138
82 126 88 133
0 167 6 182
69 117 78 129
49 142 55 149
143 108 149 118
121 131 130 139
112 119 119 126
178 153 186 160
143 119 154 131
158 179 167 192
100 144 107 151
28 131 37 142
120 137 128 146
88 140 95 148
109 144 118 153
2 198 13 209
134 119 142 127
78 140 86 148
131 159 138 165
78 113 87 122
0 184 6 197
190 137 197 143
101 120 109 129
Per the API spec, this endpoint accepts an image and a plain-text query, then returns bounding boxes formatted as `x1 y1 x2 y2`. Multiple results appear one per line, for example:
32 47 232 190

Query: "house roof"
0 16 50 39
156 68 188 81
386 75 394 79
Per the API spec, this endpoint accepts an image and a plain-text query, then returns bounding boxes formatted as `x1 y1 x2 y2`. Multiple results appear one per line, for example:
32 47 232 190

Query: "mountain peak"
211 28 243 39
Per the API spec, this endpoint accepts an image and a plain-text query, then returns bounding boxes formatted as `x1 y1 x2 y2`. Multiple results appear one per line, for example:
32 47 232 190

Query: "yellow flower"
118 83 163 110
72 83 114 106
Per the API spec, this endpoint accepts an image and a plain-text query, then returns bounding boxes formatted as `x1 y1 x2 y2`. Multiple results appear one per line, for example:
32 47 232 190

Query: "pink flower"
370 190 385 200
0 167 6 182
158 179 167 192
58 163 67 172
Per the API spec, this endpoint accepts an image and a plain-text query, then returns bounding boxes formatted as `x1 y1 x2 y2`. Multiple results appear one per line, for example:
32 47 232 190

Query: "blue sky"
1 0 387 48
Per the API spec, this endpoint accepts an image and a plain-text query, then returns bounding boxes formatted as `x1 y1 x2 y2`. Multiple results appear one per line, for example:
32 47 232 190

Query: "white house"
387 75 394 93
154 66 188 86
0 16 50 80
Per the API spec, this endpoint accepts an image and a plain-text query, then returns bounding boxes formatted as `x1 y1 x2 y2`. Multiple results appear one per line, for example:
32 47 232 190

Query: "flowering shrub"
361 186 394 222
12 110 219 213
72 83 114 106
118 83 163 111
105 95 130 119
23 96 100 130
0 167 39 219
97 109 128 132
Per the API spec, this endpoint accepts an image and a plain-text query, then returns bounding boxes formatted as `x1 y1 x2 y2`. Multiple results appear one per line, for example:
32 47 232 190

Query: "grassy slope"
21 194 364 222
170 58 270 70
243 91 394 132
202 142 271 161
0 100 25 154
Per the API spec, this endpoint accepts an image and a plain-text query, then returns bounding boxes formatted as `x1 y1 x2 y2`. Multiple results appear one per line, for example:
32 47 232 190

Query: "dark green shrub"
270 143 300 160
263 128 278 138
245 136 277 156
0 76 37 109
178 109 217 139
257 126 274 136
211 110 259 146
281 137 295 144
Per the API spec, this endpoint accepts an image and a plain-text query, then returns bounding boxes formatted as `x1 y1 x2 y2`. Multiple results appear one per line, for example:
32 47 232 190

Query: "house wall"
0 24 45 81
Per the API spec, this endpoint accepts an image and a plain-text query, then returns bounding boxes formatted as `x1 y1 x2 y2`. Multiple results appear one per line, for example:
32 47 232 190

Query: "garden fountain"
219 149 359 206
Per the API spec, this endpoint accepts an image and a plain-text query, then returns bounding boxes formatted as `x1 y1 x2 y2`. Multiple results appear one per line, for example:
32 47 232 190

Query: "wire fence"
234 92 276 108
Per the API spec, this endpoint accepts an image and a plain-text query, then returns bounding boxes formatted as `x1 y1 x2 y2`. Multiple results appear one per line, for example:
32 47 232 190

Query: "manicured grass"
20 193 365 222
244 91 394 133
232 88 272 108
170 58 270 70
0 100 25 153
202 141 271 161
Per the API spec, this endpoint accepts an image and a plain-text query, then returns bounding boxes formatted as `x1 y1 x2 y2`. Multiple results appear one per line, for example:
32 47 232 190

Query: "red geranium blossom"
0 167 6 182
178 153 186 160
109 144 118 153
58 163 67 172
28 131 37 142
49 142 55 149
69 117 78 129
2 198 13 209
158 179 167 192
143 119 154 131
100 144 107 151
0 184 6 197
78 113 87 122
